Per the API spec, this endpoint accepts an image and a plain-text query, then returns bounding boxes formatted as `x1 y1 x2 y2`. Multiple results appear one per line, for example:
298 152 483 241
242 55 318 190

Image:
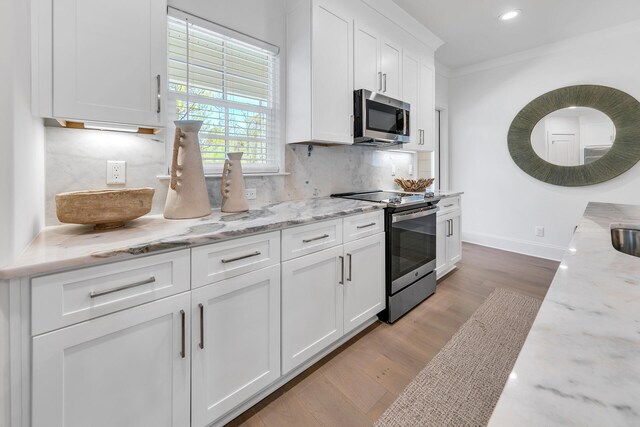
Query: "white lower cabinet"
32 292 191 427
191 265 281 427
436 208 462 278
282 229 385 374
281 245 344 374
343 233 385 334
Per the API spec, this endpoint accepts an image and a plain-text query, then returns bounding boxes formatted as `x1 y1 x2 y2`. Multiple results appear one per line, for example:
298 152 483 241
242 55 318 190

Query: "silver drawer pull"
443 204 454 208
89 277 156 298
356 222 376 229
221 251 261 264
303 234 330 243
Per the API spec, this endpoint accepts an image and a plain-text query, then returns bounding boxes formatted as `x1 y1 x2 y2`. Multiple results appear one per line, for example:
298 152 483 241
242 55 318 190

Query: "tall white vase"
220 152 250 213
164 120 211 219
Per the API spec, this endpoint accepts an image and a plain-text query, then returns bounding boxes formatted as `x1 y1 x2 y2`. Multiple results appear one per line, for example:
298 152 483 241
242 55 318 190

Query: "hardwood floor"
227 243 559 427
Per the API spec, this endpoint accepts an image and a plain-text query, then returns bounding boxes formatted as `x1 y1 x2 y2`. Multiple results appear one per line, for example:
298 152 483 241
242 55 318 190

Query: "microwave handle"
403 112 407 135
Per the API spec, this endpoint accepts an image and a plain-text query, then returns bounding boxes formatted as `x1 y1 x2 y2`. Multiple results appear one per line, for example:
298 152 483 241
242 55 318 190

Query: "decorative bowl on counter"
55 188 155 230
394 178 435 192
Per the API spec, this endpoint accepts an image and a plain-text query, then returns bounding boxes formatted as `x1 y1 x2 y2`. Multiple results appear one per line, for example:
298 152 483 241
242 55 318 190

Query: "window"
167 9 280 173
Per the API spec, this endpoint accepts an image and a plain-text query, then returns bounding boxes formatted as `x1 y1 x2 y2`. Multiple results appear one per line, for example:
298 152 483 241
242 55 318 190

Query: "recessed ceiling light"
498 9 522 21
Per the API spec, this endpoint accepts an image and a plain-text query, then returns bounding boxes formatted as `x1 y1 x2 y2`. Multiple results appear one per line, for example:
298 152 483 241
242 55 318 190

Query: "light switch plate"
107 161 126 184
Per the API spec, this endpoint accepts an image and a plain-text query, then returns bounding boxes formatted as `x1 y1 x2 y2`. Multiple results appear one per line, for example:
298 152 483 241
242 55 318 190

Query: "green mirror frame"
508 85 640 186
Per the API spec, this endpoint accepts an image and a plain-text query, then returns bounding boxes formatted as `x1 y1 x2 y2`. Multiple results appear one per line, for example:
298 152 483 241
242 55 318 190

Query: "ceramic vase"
220 152 250 213
164 120 211 219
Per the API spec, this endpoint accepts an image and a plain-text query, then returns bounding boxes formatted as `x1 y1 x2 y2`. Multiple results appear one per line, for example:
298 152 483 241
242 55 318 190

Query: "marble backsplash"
45 127 417 225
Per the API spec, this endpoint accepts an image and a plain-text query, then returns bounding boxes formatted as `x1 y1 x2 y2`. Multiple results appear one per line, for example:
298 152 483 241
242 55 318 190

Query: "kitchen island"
489 202 640 426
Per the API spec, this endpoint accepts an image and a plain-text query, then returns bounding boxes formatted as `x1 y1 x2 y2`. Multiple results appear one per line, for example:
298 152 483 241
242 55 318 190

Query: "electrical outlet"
107 161 126 184
245 188 257 200
408 164 414 175
535 226 545 237
391 164 397 176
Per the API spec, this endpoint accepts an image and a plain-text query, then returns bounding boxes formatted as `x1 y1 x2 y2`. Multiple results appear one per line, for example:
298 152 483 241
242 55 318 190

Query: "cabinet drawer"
281 219 343 261
343 211 384 242
191 231 280 288
32 250 190 335
437 196 460 215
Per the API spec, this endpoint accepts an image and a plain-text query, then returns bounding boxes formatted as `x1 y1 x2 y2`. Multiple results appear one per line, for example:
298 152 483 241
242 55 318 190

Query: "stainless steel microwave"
353 89 410 146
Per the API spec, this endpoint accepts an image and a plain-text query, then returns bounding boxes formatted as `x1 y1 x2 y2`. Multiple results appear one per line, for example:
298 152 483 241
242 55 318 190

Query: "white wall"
449 24 640 260
1 0 45 419
0 0 45 268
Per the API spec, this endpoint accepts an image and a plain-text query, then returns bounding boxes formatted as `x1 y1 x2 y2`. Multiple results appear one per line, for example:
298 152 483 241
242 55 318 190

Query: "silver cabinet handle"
421 129 425 145
450 219 455 237
303 234 329 243
221 251 261 263
339 256 344 284
347 253 352 282
383 73 387 92
156 74 161 114
198 303 204 350
378 72 382 91
180 309 186 358
443 204 454 208
356 222 376 229
89 277 156 298
350 114 354 137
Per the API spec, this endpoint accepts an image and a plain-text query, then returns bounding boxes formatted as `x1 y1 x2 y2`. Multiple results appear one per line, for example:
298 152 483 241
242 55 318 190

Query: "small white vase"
220 152 250 213
164 120 211 219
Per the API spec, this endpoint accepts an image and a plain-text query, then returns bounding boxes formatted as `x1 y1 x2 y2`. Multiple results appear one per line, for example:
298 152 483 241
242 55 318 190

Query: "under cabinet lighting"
498 9 521 21
83 121 139 133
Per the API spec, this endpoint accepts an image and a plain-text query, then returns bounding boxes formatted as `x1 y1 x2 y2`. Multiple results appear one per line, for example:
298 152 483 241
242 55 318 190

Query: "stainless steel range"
332 190 440 323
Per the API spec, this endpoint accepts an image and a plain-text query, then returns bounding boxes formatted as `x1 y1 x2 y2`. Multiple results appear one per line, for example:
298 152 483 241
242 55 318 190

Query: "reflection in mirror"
530 107 616 166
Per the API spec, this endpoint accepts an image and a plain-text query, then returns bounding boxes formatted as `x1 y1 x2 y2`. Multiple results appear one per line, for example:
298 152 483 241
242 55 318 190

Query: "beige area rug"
375 288 542 427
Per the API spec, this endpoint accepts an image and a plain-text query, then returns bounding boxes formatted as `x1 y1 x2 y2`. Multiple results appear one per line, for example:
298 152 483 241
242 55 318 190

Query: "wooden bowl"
394 178 435 192
56 188 155 230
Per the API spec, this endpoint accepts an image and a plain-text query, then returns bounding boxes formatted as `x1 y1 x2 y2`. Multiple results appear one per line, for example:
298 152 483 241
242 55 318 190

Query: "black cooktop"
331 190 438 208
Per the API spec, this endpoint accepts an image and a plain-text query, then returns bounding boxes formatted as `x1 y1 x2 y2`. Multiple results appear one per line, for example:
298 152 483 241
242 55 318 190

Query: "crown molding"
451 18 640 78
361 0 444 51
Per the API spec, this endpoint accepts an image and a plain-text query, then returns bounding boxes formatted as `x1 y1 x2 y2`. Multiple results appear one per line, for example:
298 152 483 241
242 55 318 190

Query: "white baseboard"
462 231 566 262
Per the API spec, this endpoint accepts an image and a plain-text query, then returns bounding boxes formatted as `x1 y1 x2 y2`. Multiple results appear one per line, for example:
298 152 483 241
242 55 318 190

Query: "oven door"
389 207 437 294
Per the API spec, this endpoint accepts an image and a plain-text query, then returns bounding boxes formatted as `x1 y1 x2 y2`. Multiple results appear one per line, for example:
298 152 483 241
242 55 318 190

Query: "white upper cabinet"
380 39 402 99
287 0 353 144
354 22 402 99
354 23 381 93
417 62 436 151
34 0 167 128
402 51 419 147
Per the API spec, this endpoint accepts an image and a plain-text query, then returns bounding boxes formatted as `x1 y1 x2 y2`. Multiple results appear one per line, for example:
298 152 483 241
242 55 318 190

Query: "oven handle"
392 207 438 223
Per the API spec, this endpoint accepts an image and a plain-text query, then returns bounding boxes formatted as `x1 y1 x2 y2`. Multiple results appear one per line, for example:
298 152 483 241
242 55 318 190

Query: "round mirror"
530 107 615 166
508 85 640 186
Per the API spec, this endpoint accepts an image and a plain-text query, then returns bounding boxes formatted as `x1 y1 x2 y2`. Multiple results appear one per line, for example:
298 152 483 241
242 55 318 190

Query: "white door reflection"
531 107 615 166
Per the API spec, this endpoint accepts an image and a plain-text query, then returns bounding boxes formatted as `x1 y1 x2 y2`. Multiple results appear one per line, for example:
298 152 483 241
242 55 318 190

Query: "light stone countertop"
489 202 640 426
0 197 384 280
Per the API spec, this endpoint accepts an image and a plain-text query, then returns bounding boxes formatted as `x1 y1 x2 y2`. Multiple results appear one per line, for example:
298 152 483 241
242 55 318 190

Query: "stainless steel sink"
611 225 640 258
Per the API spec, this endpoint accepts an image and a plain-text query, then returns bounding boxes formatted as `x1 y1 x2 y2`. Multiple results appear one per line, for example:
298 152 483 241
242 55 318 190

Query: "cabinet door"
354 22 381 92
402 51 419 148
435 215 449 276
32 293 190 427
191 265 280 427
312 3 353 143
343 233 385 334
448 213 462 265
282 245 344 374
417 62 435 151
53 0 166 127
380 40 402 99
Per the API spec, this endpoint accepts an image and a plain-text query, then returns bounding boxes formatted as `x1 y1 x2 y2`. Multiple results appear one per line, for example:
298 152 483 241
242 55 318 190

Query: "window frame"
166 8 282 175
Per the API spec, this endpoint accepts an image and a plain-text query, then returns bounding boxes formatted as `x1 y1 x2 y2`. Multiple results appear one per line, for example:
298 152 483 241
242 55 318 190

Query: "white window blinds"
167 10 280 173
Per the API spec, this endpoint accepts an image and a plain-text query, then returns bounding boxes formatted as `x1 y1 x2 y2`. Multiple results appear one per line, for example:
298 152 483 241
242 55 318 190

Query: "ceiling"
392 0 640 69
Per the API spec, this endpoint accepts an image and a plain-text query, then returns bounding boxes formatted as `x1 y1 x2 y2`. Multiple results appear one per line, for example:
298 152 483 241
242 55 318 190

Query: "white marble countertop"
0 197 384 280
489 202 640 426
